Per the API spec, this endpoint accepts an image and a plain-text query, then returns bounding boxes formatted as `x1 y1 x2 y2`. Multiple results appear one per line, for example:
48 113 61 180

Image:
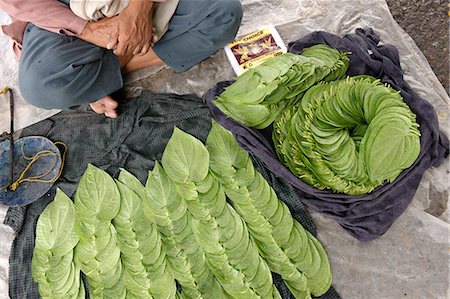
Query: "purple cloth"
203 28 449 241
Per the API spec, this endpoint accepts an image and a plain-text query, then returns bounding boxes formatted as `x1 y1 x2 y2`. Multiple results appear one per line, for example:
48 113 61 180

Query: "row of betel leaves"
214 44 420 195
272 76 421 195
214 44 349 129
32 121 332 299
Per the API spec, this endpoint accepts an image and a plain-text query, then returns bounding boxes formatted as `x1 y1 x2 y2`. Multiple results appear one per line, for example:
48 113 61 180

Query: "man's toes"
103 96 119 109
90 102 106 114
89 95 118 115
104 110 118 119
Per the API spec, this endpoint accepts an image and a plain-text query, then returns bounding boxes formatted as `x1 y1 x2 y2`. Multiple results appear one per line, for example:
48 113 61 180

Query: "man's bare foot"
89 95 118 118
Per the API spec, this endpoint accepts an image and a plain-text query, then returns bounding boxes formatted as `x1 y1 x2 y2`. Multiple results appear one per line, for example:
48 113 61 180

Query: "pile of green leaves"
32 189 85 298
73 165 125 298
33 165 178 299
115 170 177 298
214 44 349 129
161 128 280 298
206 121 332 298
33 124 333 299
273 76 421 195
145 160 226 299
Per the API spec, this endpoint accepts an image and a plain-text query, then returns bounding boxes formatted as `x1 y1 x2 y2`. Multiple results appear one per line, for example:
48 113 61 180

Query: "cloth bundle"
204 28 450 241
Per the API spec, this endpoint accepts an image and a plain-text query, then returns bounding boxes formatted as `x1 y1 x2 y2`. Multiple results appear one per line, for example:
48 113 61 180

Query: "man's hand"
107 0 154 56
77 16 119 49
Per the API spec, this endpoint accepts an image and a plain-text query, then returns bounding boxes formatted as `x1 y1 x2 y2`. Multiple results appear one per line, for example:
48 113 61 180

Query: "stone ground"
386 0 449 219
386 0 449 93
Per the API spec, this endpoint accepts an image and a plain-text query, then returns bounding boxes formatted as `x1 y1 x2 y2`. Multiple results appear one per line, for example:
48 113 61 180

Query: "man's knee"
19 43 122 109
207 0 243 45
218 0 243 22
19 26 79 109
19 56 75 109
215 0 243 28
19 63 56 109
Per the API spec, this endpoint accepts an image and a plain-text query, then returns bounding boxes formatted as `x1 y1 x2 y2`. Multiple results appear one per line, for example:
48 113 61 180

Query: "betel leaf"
113 180 153 299
144 162 187 226
145 162 222 299
161 127 210 184
74 223 123 297
362 108 420 184
74 164 120 222
273 76 421 195
206 121 332 298
207 120 249 171
192 185 280 299
116 169 177 299
45 251 73 283
34 188 79 256
73 165 124 297
32 188 85 299
214 45 349 129
174 152 278 299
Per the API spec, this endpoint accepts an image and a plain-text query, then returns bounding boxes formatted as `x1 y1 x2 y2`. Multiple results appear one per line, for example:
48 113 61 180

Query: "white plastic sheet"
0 13 59 134
0 0 449 298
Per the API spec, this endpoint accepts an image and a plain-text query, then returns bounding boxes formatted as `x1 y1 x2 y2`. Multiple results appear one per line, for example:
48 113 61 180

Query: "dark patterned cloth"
5 91 340 298
203 28 449 242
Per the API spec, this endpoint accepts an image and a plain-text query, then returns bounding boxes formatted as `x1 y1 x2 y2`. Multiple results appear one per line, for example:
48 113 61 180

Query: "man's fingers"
132 47 141 55
140 44 150 55
106 25 119 50
106 39 118 50
114 43 128 56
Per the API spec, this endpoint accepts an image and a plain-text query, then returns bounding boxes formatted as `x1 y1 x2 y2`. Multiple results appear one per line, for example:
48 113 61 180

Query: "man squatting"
0 0 243 117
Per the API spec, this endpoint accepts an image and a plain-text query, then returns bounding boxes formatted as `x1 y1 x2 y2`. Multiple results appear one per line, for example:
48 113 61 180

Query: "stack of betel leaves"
273 76 421 195
32 121 332 299
213 43 420 195
32 191 85 298
214 44 349 129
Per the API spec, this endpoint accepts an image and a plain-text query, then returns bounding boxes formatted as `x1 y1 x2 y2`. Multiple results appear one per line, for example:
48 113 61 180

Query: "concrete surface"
386 0 449 93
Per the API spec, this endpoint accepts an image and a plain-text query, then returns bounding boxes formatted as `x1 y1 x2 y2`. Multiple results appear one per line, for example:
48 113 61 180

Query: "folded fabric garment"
203 28 449 241
5 91 340 299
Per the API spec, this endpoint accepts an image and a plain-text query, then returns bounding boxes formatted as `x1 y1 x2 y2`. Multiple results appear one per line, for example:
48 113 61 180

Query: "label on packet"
224 26 287 75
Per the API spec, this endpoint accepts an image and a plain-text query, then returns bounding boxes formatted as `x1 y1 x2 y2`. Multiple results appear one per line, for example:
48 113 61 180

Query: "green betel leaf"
72 165 124 296
45 251 73 283
33 189 85 299
114 180 142 226
113 180 153 298
162 127 210 183
207 122 332 297
214 46 349 129
114 175 177 299
74 164 120 222
215 99 272 129
363 111 420 183
273 76 420 195
75 224 123 287
145 162 221 299
304 230 333 296
206 121 249 172
35 188 79 256
181 165 277 298
145 162 187 225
